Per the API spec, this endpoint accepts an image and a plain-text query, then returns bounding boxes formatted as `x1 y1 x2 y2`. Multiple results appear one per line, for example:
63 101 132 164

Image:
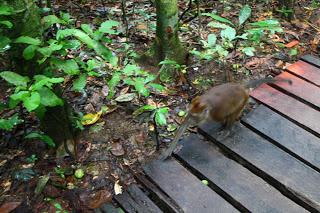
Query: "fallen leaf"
34 175 50 195
88 190 112 209
285 40 299 48
101 85 109 97
110 143 125 156
0 201 22 213
114 180 122 195
115 93 136 102
82 111 103 125
120 86 130 95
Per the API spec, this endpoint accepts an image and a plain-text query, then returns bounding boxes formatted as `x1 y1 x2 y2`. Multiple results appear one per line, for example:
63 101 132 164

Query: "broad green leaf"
0 114 23 131
42 15 64 30
87 59 98 71
239 5 251 26
23 91 41 111
155 107 169 126
38 87 63 107
221 27 236 41
72 74 87 92
115 93 136 102
123 64 140 76
207 34 217 47
31 76 64 91
207 21 229 29
0 71 30 87
132 105 157 116
134 78 149 96
10 91 30 101
52 59 79 75
37 43 62 58
81 24 94 37
25 132 55 147
0 5 13 16
289 48 298 56
99 20 120 34
242 47 255 56
15 36 41 46
159 59 179 66
0 20 13 28
61 40 81 49
23 45 38 60
0 35 11 52
60 11 72 23
250 19 280 27
57 29 95 48
202 13 233 25
107 72 121 99
148 83 165 92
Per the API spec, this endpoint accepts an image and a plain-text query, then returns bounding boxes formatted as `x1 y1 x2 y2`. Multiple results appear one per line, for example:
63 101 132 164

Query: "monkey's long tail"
159 114 192 161
244 77 292 89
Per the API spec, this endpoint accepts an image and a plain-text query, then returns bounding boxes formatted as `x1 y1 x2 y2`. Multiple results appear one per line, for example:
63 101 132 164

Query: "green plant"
108 63 165 99
133 104 169 126
26 154 38 163
0 113 23 131
191 5 283 61
55 166 66 179
25 132 55 147
0 71 64 116
0 5 14 53
276 6 293 18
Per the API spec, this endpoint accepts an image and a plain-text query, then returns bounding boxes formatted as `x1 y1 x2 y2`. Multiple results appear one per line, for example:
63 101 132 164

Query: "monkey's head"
188 96 209 125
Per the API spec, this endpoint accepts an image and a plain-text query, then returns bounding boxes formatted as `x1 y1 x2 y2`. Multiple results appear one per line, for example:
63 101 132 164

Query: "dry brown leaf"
0 201 21 213
285 40 299 48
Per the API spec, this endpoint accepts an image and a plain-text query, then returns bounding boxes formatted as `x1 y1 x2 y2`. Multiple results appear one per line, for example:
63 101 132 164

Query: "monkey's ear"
190 96 207 113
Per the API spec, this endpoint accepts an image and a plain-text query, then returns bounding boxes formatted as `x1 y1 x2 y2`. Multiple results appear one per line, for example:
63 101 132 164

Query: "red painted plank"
250 84 320 133
272 71 320 108
286 61 320 86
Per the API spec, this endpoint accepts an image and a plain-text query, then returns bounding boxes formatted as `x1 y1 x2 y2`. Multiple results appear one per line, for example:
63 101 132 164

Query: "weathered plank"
250 84 320 133
301 54 320 68
126 184 163 213
134 172 182 213
272 71 320 108
176 134 308 212
242 105 320 171
199 123 320 212
144 159 239 213
286 60 320 86
115 190 149 213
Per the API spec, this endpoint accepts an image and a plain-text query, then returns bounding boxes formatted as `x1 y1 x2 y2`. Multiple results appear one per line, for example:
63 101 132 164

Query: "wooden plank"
273 71 320 108
134 173 183 213
115 191 149 213
144 159 239 213
250 84 320 133
127 184 163 213
176 134 308 212
286 60 320 86
199 123 320 212
301 54 320 68
242 105 320 171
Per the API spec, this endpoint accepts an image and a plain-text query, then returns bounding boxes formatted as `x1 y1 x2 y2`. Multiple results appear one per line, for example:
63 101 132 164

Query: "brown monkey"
159 77 292 160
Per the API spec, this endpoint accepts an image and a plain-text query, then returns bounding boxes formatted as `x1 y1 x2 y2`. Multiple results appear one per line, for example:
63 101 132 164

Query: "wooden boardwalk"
107 55 320 213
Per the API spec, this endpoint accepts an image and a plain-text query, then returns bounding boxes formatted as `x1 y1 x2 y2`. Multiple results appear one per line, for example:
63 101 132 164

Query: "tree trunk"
154 0 187 64
3 0 43 76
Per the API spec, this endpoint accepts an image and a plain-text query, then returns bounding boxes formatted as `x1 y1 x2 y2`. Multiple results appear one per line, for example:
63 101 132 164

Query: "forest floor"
0 0 319 212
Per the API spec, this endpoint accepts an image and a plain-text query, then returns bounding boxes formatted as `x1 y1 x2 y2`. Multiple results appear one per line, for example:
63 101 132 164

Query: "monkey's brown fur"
159 77 292 160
